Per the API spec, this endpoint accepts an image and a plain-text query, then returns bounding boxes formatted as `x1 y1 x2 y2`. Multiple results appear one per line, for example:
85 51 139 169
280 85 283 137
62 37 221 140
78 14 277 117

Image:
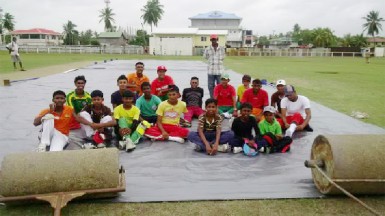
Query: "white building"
10 28 63 46
189 11 251 48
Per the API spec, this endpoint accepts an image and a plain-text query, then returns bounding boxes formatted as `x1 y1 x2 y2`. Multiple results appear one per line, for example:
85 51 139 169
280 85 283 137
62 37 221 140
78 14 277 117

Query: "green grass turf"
1 197 384 215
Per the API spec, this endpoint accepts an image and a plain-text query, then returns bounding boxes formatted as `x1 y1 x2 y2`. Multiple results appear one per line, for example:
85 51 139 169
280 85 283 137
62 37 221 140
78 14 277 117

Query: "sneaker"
97 143 106 148
259 147 265 153
168 136 185 143
304 124 314 132
194 144 203 152
83 142 96 149
217 144 229 153
118 140 126 150
36 143 46 152
125 139 136 152
233 147 243 154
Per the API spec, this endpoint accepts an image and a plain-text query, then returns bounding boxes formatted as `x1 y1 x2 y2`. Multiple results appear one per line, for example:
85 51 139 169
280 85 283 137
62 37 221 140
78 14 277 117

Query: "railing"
225 49 363 57
0 45 144 55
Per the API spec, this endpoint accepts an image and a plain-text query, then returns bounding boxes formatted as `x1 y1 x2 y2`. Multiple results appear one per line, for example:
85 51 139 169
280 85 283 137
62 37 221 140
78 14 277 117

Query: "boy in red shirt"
151 65 174 101
213 74 237 119
241 79 269 121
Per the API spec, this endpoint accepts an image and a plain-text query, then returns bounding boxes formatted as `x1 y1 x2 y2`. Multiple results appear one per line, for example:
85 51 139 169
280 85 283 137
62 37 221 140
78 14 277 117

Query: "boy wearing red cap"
204 34 225 98
151 65 174 101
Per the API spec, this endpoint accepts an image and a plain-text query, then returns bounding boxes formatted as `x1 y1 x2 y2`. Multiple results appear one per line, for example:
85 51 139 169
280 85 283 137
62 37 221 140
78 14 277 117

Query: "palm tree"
99 7 115 32
63 21 78 45
312 28 336 47
141 0 164 32
2 12 15 32
362 11 384 46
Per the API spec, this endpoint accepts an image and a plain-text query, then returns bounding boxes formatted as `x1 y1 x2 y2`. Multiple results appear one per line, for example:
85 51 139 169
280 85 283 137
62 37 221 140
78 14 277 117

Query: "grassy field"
1 197 384 216
0 52 384 215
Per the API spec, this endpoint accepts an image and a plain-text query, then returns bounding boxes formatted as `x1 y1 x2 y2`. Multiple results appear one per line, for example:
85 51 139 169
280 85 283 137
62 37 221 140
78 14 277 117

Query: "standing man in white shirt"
6 37 25 71
203 34 225 98
278 85 313 137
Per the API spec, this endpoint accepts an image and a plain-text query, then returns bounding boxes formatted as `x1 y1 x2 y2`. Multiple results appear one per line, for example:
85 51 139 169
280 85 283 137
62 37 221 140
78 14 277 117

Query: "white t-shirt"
280 95 310 118
6 41 19 56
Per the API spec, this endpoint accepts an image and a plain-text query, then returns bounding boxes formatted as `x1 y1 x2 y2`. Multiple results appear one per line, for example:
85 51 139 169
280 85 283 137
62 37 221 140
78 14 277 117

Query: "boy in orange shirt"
126 62 150 97
33 90 79 152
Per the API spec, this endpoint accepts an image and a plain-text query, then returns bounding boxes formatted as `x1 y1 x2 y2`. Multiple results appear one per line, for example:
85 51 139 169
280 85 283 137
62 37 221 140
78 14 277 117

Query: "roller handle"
304 160 325 168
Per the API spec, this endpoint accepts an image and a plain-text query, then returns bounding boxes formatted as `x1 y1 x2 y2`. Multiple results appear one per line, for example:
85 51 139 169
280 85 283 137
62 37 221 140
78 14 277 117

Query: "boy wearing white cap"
271 79 286 115
278 85 312 137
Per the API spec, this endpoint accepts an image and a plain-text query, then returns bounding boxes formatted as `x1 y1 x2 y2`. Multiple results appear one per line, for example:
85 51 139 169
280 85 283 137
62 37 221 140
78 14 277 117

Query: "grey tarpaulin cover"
0 60 384 202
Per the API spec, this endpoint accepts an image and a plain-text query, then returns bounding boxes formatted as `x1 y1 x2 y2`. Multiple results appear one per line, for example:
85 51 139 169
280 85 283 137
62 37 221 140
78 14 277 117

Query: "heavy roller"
0 148 125 216
305 134 385 215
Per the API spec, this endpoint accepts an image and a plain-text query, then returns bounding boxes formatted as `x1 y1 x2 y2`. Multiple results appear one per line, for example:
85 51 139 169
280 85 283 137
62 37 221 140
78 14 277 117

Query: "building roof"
367 37 385 43
189 11 242 20
196 30 228 35
98 32 126 38
11 28 61 35
152 28 199 35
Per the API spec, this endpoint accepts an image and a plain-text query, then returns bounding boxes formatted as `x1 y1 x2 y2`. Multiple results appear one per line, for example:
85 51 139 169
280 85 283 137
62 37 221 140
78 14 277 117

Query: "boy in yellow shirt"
145 85 189 143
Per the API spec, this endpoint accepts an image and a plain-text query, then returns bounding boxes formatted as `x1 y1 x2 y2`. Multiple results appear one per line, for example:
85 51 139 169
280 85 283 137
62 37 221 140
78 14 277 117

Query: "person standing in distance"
204 34 225 98
6 37 26 71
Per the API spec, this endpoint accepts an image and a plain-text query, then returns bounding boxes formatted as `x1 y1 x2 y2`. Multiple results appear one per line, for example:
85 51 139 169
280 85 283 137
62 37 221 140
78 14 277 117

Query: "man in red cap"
151 65 175 101
204 34 225 98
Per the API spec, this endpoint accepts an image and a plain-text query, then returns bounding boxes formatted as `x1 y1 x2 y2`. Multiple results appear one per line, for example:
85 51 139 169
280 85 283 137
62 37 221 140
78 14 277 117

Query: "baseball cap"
276 79 286 86
157 65 167 71
210 34 218 40
221 74 230 80
263 106 276 114
284 85 296 96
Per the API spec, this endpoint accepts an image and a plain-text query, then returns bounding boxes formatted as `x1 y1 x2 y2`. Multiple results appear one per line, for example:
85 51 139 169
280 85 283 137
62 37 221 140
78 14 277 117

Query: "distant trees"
62 21 78 45
99 7 115 32
141 0 164 32
1 11 15 43
362 10 384 45
129 30 149 46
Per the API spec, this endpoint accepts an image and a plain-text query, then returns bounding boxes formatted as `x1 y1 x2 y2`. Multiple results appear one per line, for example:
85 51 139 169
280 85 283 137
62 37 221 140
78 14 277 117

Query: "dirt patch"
0 61 92 86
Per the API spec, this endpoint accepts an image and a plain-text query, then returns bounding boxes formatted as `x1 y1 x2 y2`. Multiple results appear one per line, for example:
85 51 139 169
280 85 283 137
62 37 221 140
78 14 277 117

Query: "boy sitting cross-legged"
135 82 162 124
188 98 234 155
145 85 189 143
77 90 116 149
114 90 150 152
259 106 292 153
229 102 261 154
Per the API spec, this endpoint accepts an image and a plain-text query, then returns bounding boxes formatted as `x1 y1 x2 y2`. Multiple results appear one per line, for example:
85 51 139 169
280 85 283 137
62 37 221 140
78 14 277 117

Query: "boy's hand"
49 103 56 112
161 131 169 140
232 110 238 117
211 145 218 155
296 124 305 131
206 146 213 155
119 128 131 136
90 123 100 130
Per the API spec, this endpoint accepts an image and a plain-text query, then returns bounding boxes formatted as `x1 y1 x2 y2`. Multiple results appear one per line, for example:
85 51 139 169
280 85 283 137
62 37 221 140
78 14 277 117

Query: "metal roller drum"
0 148 120 197
306 134 385 195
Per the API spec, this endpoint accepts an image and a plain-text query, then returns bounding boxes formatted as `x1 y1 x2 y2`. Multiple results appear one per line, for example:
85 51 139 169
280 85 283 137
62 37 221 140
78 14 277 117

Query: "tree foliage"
99 7 115 32
362 11 384 38
2 12 15 32
129 30 149 47
141 0 164 32
62 21 79 45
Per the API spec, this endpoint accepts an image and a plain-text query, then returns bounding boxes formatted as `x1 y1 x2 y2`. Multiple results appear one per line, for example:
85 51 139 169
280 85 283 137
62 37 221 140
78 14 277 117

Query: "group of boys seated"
34 61 312 156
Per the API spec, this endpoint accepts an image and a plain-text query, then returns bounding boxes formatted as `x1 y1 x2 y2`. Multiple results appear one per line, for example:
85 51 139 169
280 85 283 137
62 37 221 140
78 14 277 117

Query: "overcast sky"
2 0 385 37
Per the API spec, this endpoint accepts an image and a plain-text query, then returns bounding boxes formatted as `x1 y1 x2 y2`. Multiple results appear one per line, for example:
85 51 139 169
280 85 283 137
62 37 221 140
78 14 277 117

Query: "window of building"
30 34 41 39
201 37 207 42
20 34 29 39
